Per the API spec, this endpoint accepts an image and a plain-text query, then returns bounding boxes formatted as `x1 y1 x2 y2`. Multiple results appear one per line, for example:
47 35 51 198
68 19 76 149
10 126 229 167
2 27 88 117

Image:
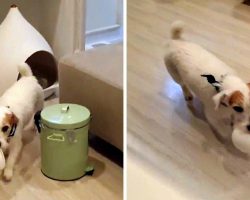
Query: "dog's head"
213 83 250 134
0 106 18 150
212 89 247 113
212 85 250 154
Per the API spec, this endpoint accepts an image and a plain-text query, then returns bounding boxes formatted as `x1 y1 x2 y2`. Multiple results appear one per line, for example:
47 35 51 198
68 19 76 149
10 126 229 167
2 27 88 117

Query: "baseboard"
85 25 123 48
86 24 120 36
89 133 123 167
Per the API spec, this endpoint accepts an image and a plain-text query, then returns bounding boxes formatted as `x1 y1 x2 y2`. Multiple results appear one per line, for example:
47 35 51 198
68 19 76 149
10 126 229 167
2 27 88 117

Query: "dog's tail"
18 63 33 77
170 20 184 40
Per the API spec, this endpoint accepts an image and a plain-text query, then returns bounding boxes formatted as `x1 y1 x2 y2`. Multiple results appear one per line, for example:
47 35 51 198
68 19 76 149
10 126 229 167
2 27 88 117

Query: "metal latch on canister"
67 130 77 143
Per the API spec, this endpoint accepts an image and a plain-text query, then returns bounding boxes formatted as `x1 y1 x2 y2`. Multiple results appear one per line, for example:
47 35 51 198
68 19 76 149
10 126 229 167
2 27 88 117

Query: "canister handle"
61 105 70 113
47 133 65 142
66 130 77 143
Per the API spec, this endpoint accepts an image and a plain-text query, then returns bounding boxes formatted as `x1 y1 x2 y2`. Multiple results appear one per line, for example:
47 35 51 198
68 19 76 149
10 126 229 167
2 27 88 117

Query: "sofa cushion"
60 43 123 90
59 43 123 150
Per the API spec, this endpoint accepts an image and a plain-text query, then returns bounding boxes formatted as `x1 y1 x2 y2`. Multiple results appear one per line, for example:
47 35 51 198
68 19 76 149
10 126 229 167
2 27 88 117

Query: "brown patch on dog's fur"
247 83 250 90
229 91 244 107
4 113 18 126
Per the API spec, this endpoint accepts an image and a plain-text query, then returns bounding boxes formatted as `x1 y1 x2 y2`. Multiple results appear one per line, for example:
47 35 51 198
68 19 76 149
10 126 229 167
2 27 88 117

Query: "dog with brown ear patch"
0 63 43 181
0 107 19 152
164 21 250 153
213 90 245 112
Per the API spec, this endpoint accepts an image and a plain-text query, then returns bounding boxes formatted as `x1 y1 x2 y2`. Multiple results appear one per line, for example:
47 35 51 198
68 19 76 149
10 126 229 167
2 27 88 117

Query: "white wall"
86 0 119 32
117 0 123 26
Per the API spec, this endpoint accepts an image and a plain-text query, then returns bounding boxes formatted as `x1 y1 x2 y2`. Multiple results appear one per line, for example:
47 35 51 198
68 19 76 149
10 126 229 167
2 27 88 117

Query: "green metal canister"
40 103 93 180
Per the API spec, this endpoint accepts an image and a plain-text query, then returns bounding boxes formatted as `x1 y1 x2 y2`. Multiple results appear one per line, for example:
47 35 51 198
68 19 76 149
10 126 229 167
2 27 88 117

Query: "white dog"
0 63 43 181
164 21 250 153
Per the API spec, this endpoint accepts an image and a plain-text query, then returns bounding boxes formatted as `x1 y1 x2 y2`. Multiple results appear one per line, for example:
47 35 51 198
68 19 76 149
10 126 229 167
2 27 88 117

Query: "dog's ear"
247 83 250 89
213 89 244 112
5 112 19 137
5 112 19 126
229 91 244 113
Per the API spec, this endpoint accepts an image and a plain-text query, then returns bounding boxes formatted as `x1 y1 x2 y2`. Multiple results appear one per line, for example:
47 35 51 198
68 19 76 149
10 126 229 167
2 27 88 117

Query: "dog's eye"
233 106 244 113
2 126 9 132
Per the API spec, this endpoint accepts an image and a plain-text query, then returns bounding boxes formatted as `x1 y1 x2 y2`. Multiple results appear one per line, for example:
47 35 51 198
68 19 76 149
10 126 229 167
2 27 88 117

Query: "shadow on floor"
243 0 250 6
89 133 123 167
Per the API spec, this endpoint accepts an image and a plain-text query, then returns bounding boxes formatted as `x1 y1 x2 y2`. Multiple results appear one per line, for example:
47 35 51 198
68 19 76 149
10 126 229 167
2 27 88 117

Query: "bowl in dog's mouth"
232 128 250 154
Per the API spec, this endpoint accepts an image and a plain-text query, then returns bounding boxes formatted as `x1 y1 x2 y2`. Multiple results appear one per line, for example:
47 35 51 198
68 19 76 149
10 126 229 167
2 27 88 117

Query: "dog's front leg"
205 109 232 141
3 129 23 181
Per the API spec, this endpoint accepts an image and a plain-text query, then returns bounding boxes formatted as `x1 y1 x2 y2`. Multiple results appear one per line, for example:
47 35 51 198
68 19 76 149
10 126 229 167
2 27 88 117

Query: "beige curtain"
39 0 86 59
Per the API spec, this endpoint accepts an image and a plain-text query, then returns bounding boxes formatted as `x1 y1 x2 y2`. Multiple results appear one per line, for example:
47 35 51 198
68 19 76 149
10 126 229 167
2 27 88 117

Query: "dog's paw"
3 168 13 181
184 95 193 101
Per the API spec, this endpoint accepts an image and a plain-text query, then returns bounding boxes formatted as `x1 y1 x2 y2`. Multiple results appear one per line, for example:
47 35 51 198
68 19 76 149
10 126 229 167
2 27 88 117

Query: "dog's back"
1 63 43 103
164 21 235 100
0 63 44 123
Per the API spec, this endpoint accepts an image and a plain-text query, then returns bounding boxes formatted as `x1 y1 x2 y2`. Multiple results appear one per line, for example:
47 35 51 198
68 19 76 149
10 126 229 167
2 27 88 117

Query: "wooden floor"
0 98 123 200
128 0 250 199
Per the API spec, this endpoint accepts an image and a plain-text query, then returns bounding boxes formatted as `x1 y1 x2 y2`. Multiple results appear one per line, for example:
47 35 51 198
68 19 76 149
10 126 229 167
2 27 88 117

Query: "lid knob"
61 105 69 113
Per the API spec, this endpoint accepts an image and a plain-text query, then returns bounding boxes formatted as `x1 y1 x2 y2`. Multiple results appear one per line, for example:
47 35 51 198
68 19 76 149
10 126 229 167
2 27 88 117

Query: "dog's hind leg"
164 56 193 103
22 117 37 144
33 91 44 133
182 85 193 102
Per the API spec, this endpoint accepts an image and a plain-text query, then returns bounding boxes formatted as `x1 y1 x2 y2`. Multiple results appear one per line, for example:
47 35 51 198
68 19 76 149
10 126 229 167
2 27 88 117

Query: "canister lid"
41 103 90 129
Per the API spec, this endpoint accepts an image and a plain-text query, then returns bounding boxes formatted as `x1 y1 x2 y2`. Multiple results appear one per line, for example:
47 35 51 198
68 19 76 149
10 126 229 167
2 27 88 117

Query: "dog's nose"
247 125 250 131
